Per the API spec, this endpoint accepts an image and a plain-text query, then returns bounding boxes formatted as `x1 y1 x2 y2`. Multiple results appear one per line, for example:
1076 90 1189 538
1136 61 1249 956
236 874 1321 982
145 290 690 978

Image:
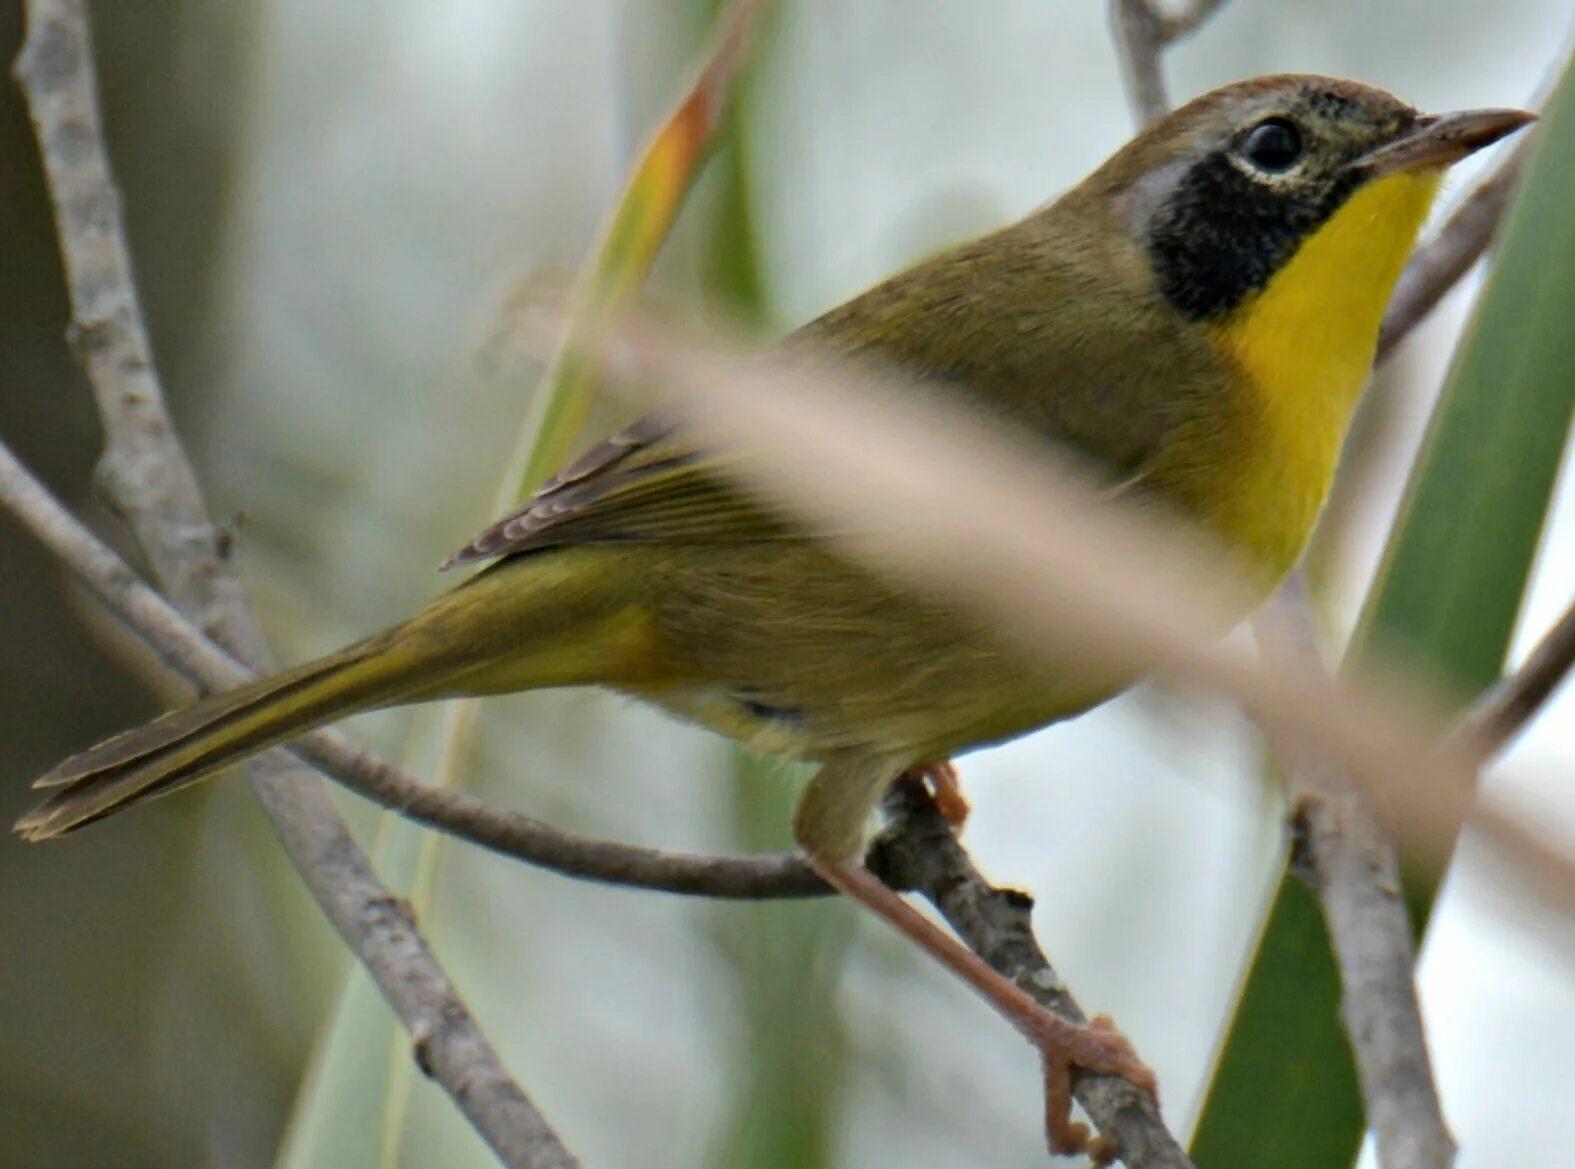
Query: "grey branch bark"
873 781 1194 1169
14 3 578 1166
1109 0 1229 126
11 2 1552 1164
1289 778 1455 1169
1276 593 1575 1169
1261 82 1542 1169
1259 601 1456 1169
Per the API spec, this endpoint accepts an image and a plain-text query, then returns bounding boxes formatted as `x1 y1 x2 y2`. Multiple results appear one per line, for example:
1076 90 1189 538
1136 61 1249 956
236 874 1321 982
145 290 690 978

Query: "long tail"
15 548 655 840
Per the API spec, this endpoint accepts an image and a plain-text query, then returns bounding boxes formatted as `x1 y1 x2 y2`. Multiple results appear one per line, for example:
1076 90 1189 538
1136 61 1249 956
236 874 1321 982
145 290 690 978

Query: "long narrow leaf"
275 7 767 1166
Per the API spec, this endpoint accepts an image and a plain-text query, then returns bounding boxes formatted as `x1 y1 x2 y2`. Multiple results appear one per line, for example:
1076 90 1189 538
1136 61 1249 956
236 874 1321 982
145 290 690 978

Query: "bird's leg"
903 759 970 827
809 857 1154 1156
795 757 1157 1158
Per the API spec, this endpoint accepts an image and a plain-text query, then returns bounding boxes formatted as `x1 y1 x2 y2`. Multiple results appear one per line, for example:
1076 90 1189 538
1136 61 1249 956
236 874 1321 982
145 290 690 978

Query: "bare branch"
14 3 577 1165
1452 597 1575 764
873 781 1194 1169
1293 780 1456 1169
1109 0 1229 126
9 9 1561 1164
1258 601 1456 1169
1377 136 1534 362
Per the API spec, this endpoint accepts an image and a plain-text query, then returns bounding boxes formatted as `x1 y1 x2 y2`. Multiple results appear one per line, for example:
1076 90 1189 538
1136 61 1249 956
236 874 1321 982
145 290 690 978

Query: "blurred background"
0 1 1571 1167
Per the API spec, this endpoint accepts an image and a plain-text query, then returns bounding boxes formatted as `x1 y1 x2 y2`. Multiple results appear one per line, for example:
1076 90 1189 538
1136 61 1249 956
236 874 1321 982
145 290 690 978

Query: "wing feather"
445 219 1200 569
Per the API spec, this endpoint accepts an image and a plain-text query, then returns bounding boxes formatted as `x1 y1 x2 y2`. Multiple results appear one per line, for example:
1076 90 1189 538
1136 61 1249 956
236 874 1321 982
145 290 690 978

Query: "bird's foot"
809 855 1156 1160
1025 1010 1156 1161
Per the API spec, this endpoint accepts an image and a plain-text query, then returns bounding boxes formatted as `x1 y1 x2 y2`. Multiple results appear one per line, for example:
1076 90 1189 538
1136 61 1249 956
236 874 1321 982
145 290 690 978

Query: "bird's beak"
1351 107 1537 179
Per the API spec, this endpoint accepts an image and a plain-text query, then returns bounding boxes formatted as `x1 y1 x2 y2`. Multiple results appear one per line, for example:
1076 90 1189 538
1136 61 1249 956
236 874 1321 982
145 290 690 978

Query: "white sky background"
201 2 1574 1166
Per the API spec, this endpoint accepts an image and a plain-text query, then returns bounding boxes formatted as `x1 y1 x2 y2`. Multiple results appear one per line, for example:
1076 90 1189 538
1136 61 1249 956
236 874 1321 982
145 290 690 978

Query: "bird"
17 75 1532 1158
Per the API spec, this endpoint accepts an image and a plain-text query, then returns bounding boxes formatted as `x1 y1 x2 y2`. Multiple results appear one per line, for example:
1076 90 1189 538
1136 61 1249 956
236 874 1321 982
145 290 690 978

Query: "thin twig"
9 7 1554 1166
1258 600 1456 1169
1109 0 1229 126
1452 597 1575 764
873 782 1194 1169
1377 136 1534 362
13 4 578 1166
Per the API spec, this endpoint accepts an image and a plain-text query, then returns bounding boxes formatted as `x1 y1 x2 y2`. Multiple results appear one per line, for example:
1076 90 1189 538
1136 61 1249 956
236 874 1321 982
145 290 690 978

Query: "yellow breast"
1206 170 1441 580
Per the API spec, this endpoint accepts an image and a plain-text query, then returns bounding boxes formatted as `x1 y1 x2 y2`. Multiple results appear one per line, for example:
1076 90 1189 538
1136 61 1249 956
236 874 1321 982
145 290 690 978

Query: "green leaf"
274 7 773 1165
694 16 855 1165
1193 57 1575 1168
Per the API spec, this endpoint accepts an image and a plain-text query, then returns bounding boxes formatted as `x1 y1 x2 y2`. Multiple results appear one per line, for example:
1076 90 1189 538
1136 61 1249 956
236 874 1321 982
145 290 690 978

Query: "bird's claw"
904 760 971 827
1031 1012 1157 1160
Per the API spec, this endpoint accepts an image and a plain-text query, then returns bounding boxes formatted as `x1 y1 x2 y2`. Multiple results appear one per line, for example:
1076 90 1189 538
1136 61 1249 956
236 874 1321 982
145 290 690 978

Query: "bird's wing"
446 224 1185 569
442 412 790 568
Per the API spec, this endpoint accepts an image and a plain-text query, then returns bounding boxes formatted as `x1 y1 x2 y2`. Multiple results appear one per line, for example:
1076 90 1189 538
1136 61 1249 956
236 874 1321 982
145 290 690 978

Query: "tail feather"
16 545 658 841
16 637 416 840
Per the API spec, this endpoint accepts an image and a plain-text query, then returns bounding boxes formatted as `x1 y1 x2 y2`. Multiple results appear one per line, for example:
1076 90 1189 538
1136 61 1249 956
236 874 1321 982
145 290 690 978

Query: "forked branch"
14 2 576 1165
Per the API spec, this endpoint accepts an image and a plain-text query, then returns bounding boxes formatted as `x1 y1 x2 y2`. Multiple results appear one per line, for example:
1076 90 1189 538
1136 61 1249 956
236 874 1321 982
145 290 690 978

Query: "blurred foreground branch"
9 6 1562 1164
549 306 1575 904
12 3 577 1166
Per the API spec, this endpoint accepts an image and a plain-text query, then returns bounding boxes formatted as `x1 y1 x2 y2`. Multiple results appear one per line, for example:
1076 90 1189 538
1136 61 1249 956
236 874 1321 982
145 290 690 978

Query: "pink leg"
811 855 1157 1157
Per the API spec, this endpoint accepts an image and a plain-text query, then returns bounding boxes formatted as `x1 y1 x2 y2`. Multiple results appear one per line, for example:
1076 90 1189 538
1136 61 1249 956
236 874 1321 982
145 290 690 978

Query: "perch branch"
5 418 1198 1165
872 780 1195 1169
10 4 1555 1161
14 3 577 1166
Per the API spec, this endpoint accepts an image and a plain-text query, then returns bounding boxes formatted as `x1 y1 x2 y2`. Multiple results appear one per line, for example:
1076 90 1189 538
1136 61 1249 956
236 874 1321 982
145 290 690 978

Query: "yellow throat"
1208 169 1442 575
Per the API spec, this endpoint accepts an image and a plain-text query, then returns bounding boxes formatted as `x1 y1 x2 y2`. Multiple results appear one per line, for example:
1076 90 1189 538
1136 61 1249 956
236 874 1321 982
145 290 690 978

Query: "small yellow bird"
19 75 1531 1156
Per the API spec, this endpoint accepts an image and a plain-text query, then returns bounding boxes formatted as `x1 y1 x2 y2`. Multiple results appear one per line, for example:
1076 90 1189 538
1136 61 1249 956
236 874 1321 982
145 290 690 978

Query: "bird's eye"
1241 117 1303 172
